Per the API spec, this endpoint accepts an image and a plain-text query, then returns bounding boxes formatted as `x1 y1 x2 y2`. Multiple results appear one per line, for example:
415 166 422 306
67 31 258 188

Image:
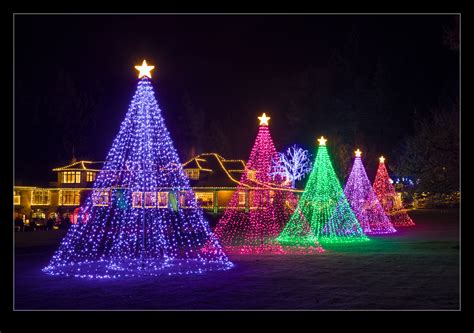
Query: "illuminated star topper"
355 149 362 157
379 156 385 163
135 60 155 78
317 136 327 146
258 113 271 126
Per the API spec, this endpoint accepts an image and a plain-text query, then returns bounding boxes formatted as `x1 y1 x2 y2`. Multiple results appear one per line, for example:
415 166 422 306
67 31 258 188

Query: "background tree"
41 66 99 161
271 145 312 188
279 27 399 183
176 90 232 160
182 90 205 158
442 16 460 51
397 99 459 193
205 118 232 157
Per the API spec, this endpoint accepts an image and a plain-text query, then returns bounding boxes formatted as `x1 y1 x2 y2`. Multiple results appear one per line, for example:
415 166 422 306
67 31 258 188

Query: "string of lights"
214 114 324 254
373 157 415 227
43 61 233 278
279 137 369 245
344 150 397 234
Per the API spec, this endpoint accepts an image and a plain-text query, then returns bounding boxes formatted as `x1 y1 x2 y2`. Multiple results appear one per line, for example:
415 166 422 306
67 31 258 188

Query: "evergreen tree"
373 156 415 227
279 137 369 244
43 61 233 278
214 114 323 254
344 150 396 234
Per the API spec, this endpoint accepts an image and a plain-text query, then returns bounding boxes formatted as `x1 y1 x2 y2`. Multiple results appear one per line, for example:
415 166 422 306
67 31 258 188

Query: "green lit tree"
278 136 368 244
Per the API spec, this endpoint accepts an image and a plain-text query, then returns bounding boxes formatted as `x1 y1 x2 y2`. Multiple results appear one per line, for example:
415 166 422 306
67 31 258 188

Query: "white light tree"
271 145 312 188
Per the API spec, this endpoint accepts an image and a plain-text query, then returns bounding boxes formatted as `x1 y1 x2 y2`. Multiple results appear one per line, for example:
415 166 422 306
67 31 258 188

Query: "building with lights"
14 160 103 223
182 153 247 212
14 153 249 222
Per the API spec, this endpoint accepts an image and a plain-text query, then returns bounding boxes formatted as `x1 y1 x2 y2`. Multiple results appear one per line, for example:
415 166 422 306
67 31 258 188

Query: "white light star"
317 136 327 146
258 113 271 126
135 60 155 78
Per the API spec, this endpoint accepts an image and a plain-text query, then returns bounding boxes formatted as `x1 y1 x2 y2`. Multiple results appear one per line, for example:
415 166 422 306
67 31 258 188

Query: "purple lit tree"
43 61 233 278
344 150 396 234
271 145 312 188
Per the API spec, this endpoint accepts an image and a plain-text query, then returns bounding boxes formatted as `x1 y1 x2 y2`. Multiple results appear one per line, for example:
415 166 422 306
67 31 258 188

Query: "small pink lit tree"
373 156 415 227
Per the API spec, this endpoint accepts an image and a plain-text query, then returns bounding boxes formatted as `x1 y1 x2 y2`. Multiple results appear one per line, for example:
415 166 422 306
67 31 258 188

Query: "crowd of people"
14 214 72 232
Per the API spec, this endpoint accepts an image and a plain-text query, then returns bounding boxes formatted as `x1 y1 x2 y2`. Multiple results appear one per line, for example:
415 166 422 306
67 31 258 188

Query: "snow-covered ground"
14 209 459 310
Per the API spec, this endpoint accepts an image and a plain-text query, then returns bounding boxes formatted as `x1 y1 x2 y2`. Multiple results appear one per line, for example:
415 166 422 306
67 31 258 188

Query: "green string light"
278 138 369 245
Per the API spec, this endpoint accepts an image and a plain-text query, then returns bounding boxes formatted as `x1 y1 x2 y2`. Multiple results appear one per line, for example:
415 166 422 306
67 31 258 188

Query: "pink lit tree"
344 150 397 234
373 156 415 227
213 113 323 254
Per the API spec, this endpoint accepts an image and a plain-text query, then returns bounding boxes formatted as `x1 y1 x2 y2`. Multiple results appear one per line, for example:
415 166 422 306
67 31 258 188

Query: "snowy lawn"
14 208 459 310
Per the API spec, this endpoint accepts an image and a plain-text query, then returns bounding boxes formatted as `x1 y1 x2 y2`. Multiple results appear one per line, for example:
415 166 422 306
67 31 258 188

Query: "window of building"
238 191 246 206
184 169 200 180
195 192 213 208
86 171 96 182
14 191 20 205
14 192 21 205
31 190 51 205
62 171 81 184
248 190 260 209
254 190 274 205
247 170 256 181
132 192 143 208
92 190 110 206
144 192 157 208
59 190 80 206
178 190 194 208
157 192 169 208
395 193 403 209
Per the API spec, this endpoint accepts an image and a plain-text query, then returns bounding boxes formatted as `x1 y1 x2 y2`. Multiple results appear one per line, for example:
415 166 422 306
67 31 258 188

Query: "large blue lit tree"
43 61 233 278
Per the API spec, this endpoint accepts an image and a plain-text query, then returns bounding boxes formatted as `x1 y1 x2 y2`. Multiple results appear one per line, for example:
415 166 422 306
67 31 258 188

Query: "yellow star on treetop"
317 136 327 146
135 60 155 78
379 156 385 163
355 149 362 157
258 113 271 126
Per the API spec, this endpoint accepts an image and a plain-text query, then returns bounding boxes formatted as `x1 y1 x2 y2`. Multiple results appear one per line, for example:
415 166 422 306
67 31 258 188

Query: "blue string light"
43 74 233 278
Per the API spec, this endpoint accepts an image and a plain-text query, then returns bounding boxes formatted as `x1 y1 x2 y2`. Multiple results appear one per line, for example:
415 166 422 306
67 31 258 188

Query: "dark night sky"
14 14 459 185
